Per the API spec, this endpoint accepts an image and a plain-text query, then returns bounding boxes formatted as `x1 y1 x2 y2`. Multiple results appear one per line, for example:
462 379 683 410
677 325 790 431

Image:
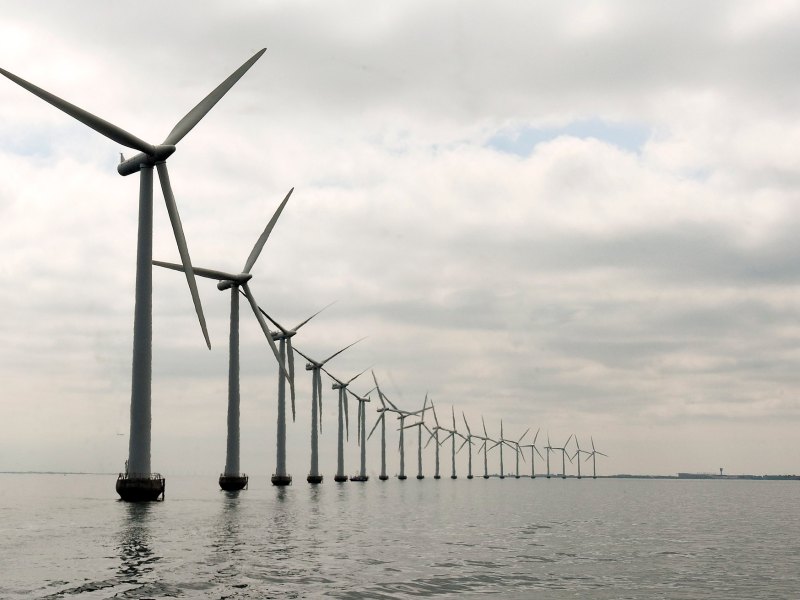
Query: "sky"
1 1 799 478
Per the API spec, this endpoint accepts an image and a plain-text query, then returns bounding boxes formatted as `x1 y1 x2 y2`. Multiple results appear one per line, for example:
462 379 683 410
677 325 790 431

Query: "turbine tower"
379 384 429 480
548 434 574 479
323 366 370 482
1 50 267 500
428 400 444 479
437 406 466 479
154 189 293 491
478 416 497 479
294 341 362 484
258 303 333 486
505 427 530 479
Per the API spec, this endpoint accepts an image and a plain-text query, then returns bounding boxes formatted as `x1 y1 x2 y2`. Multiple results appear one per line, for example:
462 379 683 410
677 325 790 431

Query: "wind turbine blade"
287 339 296 421
0 66 156 154
241 282 286 377
367 414 382 440
462 412 471 436
155 162 210 349
293 301 336 331
153 260 236 282
564 434 574 448
321 365 344 387
322 337 366 365
163 48 267 146
518 428 530 444
597 452 609 457
591 436 596 451
535 447 544 460
519 450 527 464
431 400 439 427
242 187 293 273
317 369 323 434
346 365 371 385
482 416 488 438
532 428 540 445
457 437 468 453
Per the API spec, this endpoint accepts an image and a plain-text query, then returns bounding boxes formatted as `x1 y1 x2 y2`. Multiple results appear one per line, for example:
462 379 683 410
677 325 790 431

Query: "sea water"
1 473 798 599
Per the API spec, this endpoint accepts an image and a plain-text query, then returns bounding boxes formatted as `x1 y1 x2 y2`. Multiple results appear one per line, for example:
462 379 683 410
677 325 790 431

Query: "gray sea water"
1 473 798 599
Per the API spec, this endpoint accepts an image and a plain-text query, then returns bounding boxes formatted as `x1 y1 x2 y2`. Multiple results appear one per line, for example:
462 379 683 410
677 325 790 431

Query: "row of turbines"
1 49 607 501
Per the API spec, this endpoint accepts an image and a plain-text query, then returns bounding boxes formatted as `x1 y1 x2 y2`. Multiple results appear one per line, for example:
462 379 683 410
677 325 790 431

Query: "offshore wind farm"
2 3 800 598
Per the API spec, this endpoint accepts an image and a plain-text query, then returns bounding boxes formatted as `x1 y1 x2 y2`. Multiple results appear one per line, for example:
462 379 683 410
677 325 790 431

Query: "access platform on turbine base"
307 474 323 484
467 475 474 479
416 475 425 480
451 475 457 479
349 475 369 482
379 475 389 481
271 474 292 486
334 475 349 482
398 475 408 480
434 475 441 480
116 473 165 502
219 474 248 491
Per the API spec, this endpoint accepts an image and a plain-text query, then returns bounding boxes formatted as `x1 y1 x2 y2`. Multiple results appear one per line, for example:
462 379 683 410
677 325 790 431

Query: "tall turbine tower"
506 428 530 479
549 434 574 479
437 406 466 479
259 303 333 486
1 50 267 500
479 416 497 479
427 400 444 480
323 366 370 482
294 341 362 484
379 384 429 480
154 189 292 491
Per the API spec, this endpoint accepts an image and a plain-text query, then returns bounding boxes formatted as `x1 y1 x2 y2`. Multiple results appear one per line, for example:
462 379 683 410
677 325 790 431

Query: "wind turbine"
367 371 391 481
381 387 429 480
154 189 292 491
548 434 574 479
401 395 432 480
437 406 466 479
457 413 479 479
427 399 444 479
506 427 530 479
348 387 373 482
294 340 363 484
323 365 370 482
584 437 608 479
258 303 333 486
571 436 590 479
477 416 498 479
1 49 267 500
519 428 544 478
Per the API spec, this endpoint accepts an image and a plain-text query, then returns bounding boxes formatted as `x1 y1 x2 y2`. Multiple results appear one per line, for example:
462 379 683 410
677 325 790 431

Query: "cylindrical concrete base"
451 475 457 479
334 475 348 483
416 475 424 480
434 475 441 480
379 475 389 481
116 474 165 502
271 474 292 486
349 475 369 482
398 475 407 480
307 474 323 484
219 474 248 491
467 475 474 479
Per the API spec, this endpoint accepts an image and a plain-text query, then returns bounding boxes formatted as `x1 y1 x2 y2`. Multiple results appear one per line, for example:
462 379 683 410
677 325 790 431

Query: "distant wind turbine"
402 394 432 480
294 341 363 484
506 427 530 479
519 428 544 478
456 413 479 479
380 385 429 480
0 49 267 500
367 371 391 481
585 437 608 479
323 365 370 482
349 387 373 481
154 189 293 491
258 303 333 486
437 406 466 479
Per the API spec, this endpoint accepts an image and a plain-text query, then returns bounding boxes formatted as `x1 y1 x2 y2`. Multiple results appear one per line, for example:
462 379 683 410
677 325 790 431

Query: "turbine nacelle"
117 145 177 176
216 273 252 290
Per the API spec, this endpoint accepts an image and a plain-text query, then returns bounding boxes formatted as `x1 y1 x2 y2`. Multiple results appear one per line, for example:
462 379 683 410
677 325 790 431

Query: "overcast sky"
2 1 799 478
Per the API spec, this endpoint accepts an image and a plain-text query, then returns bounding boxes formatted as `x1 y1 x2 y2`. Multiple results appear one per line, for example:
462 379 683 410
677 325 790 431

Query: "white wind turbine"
519 428 544 478
322 366 370 482
486 420 509 479
456 413 479 479
426 399 444 480
367 371 391 481
154 189 292 491
348 387 373 481
258 303 333 486
294 341 363 484
585 437 608 479
437 406 466 479
505 428 530 479
1 50 267 501
548 434 574 479
476 416 499 479
380 386 429 480
571 436 590 479
401 395 432 480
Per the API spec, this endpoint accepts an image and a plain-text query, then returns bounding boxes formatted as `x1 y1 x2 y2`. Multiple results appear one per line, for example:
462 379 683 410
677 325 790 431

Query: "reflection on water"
118 503 156 582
